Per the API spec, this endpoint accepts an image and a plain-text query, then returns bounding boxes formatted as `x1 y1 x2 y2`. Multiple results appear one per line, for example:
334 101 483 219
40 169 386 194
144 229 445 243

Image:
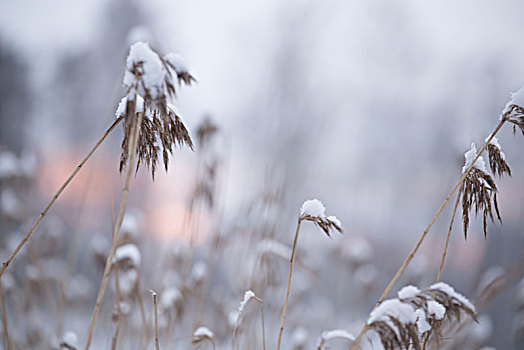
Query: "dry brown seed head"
300 214 343 237
487 143 511 178
461 168 501 239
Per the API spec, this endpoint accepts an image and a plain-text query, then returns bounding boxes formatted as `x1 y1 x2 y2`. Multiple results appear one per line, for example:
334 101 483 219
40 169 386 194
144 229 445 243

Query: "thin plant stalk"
111 266 122 350
436 189 461 284
350 119 506 349
260 303 266 350
136 274 148 348
84 108 143 350
0 282 10 350
232 295 264 350
277 218 302 350
0 116 124 278
149 289 159 350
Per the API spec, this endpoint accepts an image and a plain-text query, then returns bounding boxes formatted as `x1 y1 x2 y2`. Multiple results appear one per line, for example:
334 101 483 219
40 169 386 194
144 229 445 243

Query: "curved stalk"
350 119 506 349
277 218 302 350
0 116 123 278
84 110 143 349
436 189 461 283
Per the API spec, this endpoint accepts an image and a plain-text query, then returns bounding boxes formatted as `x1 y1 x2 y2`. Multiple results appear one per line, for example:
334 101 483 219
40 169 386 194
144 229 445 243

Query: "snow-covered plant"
117 41 194 178
501 86 524 135
351 86 524 349
193 326 216 350
277 199 342 350
59 331 79 350
232 290 265 350
367 283 476 350
148 289 159 350
299 199 343 237
316 329 355 350
485 135 511 178
85 41 195 349
460 143 500 239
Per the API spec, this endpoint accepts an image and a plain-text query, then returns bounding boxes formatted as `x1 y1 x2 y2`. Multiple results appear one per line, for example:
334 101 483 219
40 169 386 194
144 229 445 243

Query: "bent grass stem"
0 116 123 278
350 119 506 349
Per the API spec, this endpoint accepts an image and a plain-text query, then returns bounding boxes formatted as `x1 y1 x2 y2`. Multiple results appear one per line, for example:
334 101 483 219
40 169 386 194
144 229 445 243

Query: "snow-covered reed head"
123 42 194 113
501 86 524 135
485 135 511 178
316 329 355 350
367 282 476 350
460 143 500 239
192 326 216 349
117 41 194 178
299 199 343 237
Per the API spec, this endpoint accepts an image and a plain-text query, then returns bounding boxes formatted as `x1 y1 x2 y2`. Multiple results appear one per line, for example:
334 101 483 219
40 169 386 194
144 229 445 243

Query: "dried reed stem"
436 190 461 283
0 282 10 350
84 109 143 350
277 218 302 350
350 119 506 349
149 289 160 350
136 274 148 348
232 295 264 350
0 116 123 278
111 266 122 350
260 303 266 350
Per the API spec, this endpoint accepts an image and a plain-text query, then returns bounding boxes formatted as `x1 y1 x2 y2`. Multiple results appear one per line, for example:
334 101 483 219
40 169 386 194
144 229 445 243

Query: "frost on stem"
238 290 256 315
299 199 343 237
118 41 194 178
460 143 500 239
367 282 476 350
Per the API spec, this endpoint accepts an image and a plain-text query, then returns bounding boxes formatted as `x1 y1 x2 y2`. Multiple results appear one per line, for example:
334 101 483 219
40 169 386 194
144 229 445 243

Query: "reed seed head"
486 136 511 178
118 42 195 178
460 143 501 239
300 199 343 237
368 282 476 350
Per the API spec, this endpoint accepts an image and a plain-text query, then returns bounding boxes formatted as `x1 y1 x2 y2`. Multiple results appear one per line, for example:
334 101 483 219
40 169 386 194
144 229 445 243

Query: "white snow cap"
164 53 190 74
430 282 476 313
397 285 421 299
0 151 20 178
114 243 141 266
415 309 431 333
193 326 214 339
60 331 78 348
115 95 145 118
502 85 524 115
120 213 140 239
118 269 138 296
160 287 182 310
291 327 308 346
368 299 417 325
462 143 487 173
123 42 166 99
300 199 343 230
300 199 325 217
427 300 445 320
317 329 355 348
238 290 256 314
327 215 341 227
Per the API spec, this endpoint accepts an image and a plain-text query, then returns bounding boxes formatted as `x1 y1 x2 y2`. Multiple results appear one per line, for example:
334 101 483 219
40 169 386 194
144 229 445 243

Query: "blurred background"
1 0 524 349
